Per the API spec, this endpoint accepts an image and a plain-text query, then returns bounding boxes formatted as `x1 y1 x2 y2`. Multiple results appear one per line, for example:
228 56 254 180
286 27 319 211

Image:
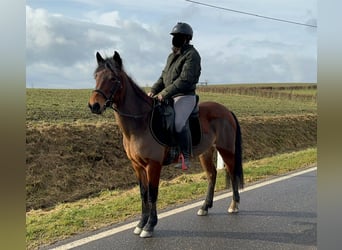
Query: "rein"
110 105 150 119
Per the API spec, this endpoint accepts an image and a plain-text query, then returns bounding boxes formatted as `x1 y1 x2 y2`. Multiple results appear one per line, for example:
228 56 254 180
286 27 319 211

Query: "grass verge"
26 148 317 249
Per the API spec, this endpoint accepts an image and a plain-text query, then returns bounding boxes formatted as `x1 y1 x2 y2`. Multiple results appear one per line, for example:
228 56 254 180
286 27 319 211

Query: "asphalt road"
47 167 316 250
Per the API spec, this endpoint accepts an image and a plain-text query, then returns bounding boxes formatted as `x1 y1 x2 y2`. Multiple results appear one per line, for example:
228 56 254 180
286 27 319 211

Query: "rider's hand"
147 92 154 97
157 94 163 101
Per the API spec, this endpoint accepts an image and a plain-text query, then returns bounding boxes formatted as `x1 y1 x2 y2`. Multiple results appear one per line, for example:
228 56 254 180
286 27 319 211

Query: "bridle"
92 62 151 119
93 79 121 109
93 62 122 110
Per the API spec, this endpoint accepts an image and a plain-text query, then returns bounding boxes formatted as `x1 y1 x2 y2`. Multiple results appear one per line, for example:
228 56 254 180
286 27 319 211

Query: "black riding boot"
175 126 192 169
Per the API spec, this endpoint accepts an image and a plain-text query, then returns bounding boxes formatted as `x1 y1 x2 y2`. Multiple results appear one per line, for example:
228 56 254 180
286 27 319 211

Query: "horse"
88 51 244 238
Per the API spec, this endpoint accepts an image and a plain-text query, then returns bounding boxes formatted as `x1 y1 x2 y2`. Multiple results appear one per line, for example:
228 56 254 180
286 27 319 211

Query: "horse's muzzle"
88 102 103 114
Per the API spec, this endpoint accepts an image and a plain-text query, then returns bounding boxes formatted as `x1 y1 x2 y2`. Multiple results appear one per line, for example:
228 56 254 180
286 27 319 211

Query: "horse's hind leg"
228 175 240 213
219 148 240 213
197 146 217 216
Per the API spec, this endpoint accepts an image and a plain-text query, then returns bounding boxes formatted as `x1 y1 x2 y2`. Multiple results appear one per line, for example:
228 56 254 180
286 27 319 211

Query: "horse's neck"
115 78 151 136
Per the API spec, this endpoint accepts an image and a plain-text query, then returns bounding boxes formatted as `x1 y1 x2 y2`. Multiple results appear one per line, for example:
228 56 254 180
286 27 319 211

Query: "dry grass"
26 114 317 211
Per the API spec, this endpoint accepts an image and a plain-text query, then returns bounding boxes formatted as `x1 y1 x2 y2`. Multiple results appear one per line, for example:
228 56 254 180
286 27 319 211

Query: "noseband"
93 62 122 109
93 79 121 108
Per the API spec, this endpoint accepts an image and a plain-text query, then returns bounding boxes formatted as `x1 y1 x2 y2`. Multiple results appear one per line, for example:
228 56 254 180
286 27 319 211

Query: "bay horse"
88 51 243 238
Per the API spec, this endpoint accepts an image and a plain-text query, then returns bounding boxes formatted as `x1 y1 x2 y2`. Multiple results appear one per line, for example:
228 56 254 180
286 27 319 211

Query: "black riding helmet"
170 22 193 40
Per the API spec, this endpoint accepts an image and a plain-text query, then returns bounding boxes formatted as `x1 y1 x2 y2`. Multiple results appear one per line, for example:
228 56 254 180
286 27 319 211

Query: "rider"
147 22 201 168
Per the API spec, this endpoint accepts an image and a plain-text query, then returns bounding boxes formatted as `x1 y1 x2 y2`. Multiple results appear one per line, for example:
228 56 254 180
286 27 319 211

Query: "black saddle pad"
150 101 201 147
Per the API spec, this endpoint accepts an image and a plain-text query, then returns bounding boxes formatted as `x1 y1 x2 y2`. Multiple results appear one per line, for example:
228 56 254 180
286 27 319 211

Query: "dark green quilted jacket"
151 44 201 99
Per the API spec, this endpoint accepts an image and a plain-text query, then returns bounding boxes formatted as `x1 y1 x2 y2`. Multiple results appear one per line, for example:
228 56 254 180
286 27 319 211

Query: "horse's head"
88 51 123 114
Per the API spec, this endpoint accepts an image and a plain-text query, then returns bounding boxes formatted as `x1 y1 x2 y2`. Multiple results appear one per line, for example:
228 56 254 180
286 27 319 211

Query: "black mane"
125 73 151 103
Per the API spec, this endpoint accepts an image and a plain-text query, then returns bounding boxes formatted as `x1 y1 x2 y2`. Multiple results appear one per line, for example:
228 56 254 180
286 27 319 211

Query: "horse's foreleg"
139 185 158 238
197 147 216 216
133 181 149 235
139 161 162 238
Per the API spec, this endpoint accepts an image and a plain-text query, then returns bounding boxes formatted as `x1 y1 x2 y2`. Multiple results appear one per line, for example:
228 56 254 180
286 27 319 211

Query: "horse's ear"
96 52 105 65
113 51 122 69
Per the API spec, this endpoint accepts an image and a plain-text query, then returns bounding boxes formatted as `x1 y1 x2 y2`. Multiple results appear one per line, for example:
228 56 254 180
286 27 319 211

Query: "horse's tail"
231 111 244 188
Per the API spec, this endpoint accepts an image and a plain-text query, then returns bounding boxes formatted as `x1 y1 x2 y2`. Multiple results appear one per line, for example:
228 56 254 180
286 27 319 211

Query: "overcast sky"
26 0 317 89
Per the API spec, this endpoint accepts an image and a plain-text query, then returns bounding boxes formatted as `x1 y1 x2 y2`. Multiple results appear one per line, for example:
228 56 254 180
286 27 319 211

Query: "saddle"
150 96 201 148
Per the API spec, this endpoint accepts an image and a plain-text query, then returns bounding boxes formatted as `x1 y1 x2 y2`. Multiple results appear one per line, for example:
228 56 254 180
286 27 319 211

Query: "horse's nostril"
89 102 101 114
94 102 100 112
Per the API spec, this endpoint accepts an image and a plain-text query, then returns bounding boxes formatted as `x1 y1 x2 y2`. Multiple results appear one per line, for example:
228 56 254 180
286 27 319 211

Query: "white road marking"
50 166 316 249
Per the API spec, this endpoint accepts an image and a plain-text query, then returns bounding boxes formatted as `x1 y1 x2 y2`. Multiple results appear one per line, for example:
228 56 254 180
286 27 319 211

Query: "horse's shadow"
154 227 316 247
151 210 316 246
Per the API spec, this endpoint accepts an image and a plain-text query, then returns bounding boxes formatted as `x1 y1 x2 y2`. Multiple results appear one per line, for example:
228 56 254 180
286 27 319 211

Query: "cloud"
26 2 317 89
84 10 121 27
26 5 169 88
201 52 317 84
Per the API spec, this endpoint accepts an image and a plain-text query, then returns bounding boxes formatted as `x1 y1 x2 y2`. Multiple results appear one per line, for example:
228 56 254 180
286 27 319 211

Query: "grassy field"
26 83 317 249
26 83 317 123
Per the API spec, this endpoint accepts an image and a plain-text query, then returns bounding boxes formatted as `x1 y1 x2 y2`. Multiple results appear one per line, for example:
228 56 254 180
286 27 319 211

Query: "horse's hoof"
228 207 239 213
228 202 239 213
197 208 208 216
140 230 153 238
133 227 142 235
